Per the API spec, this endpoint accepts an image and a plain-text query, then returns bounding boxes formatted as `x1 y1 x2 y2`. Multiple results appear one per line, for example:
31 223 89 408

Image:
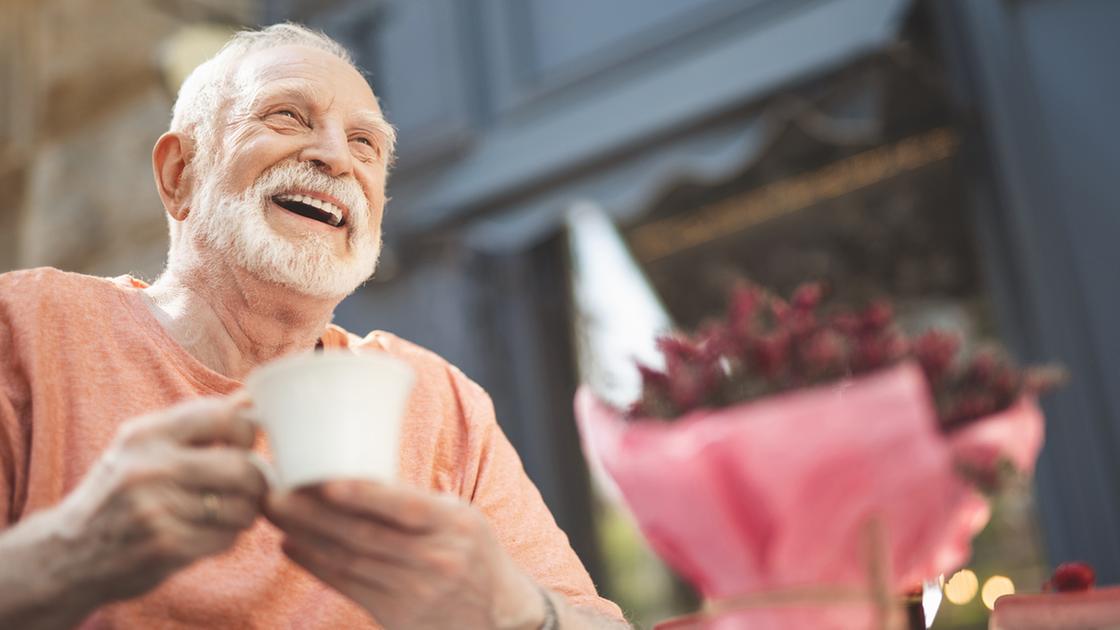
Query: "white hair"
170 23 357 161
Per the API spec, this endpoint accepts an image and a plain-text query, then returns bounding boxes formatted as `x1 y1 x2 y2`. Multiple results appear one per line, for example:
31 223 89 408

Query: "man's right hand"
0 395 268 628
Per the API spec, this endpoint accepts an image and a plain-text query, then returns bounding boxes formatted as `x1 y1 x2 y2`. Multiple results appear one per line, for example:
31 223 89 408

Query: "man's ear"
152 131 195 222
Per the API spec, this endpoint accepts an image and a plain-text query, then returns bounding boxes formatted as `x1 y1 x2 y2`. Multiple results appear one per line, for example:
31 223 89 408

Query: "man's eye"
351 137 383 160
272 110 301 121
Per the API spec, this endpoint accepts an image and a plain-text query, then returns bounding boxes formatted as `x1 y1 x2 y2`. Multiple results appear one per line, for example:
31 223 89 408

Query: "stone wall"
1 0 256 279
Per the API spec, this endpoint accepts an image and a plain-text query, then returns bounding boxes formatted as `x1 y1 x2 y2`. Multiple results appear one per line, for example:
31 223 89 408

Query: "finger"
228 389 253 407
205 493 260 530
169 447 268 499
230 393 264 430
282 535 396 594
168 488 261 531
168 522 245 561
143 508 243 565
189 525 246 557
246 452 278 491
161 397 257 447
318 481 453 533
266 489 422 566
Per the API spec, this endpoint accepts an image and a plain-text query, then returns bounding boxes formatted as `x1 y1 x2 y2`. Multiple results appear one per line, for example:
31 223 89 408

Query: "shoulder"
0 266 69 293
0 267 119 311
0 267 129 345
0 266 94 286
0 268 103 396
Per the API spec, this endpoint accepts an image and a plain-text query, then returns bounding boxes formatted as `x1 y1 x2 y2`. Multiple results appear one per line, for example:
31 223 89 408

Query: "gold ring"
202 491 221 523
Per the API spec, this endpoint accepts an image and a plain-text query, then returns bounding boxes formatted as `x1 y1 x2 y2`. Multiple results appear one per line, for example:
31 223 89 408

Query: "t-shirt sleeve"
0 287 26 527
0 391 18 527
458 381 625 621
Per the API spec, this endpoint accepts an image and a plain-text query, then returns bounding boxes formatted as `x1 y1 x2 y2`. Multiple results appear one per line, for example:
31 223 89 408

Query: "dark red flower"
657 336 705 364
884 332 910 362
861 300 893 333
1046 562 1096 593
991 367 1019 401
792 282 826 311
967 350 1000 385
651 335 725 413
831 313 862 335
852 332 906 373
787 310 818 338
631 363 673 418
766 297 791 327
751 331 791 380
944 393 999 429
627 277 1065 431
728 285 762 330
637 363 670 390
666 366 709 411
913 330 960 382
801 330 846 375
696 321 734 361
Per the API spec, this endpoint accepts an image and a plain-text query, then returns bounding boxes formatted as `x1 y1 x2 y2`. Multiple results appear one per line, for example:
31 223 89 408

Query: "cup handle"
247 452 280 490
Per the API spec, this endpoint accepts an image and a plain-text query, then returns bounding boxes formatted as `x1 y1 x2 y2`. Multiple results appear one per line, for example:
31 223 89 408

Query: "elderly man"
0 24 627 630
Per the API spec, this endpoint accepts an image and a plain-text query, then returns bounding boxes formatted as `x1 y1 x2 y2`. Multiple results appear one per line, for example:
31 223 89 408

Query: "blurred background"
2 0 1119 627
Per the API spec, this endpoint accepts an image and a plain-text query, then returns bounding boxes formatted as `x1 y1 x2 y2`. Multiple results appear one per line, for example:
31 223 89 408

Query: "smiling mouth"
272 193 345 228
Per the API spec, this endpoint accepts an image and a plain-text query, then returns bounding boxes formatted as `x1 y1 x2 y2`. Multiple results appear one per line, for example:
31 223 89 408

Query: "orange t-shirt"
0 267 623 628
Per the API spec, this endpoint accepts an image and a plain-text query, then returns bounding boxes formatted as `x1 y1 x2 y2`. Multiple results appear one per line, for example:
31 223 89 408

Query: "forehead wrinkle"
226 49 395 160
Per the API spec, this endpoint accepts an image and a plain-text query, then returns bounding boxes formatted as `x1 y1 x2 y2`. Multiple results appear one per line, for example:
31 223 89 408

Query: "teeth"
276 193 344 226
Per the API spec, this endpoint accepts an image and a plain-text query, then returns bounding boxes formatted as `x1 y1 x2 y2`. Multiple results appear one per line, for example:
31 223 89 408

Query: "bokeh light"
944 569 979 605
982 575 1016 610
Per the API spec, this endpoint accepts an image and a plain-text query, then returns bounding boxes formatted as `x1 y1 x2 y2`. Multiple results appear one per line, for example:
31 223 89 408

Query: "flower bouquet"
574 283 1062 630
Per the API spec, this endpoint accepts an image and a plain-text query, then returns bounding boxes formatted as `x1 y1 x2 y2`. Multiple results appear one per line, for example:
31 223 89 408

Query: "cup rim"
244 349 414 392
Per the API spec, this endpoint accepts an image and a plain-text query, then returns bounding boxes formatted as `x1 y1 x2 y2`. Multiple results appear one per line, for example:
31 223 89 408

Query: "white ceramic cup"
244 350 415 491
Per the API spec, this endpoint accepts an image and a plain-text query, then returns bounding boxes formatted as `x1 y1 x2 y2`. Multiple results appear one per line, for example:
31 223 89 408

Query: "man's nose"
299 124 353 177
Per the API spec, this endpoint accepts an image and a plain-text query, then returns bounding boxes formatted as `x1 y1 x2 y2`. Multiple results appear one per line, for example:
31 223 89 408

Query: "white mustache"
252 161 369 224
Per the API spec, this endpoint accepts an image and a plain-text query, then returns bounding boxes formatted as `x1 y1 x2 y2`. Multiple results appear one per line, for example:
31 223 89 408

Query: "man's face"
187 45 394 298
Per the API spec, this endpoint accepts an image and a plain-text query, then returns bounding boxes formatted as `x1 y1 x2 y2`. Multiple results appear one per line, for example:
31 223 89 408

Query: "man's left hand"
265 481 546 630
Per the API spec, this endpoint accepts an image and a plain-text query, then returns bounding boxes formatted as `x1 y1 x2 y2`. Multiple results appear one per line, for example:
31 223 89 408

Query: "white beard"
190 161 380 299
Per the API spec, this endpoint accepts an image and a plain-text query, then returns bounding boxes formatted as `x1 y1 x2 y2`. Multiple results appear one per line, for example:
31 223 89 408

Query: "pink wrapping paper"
929 398 1046 579
949 397 1045 476
576 362 1036 629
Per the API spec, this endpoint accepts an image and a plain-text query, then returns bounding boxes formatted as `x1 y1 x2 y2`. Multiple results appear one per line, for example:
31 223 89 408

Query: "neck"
144 256 341 381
